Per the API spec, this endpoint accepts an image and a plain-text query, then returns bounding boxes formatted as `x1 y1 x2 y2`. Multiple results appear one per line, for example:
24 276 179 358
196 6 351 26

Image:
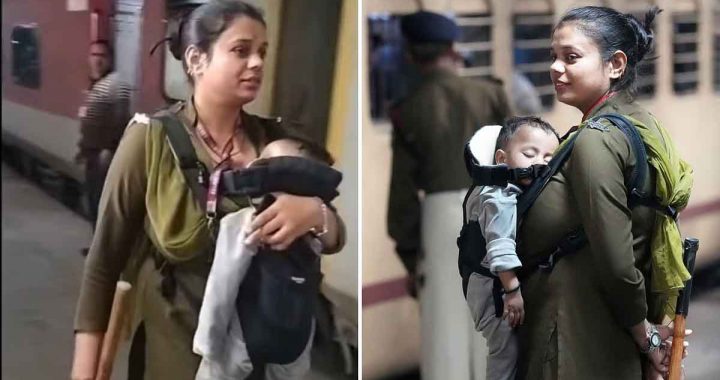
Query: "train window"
513 14 554 110
456 14 493 80
10 25 40 89
672 13 699 94
367 14 412 121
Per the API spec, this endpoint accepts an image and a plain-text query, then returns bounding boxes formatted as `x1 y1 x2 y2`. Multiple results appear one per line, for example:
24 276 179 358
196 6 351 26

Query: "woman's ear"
495 149 506 165
608 50 627 80
184 45 207 78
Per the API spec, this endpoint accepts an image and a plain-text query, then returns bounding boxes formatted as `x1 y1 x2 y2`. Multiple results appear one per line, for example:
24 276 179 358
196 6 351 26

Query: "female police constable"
70 2 345 379
517 6 692 379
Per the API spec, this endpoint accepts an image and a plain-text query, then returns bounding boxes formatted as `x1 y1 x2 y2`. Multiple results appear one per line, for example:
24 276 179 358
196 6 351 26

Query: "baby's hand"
502 289 524 328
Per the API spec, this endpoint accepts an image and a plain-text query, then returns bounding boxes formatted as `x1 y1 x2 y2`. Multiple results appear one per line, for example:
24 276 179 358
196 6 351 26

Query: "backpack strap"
154 112 209 210
149 112 212 301
598 114 677 220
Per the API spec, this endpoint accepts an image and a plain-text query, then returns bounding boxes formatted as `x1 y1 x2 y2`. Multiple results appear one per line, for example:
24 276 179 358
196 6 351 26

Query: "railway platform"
1 164 128 379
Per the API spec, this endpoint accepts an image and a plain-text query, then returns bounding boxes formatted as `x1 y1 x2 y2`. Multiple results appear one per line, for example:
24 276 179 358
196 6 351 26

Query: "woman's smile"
553 80 569 93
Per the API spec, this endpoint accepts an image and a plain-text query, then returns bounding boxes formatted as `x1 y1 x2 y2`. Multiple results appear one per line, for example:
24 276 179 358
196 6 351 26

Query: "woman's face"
550 23 612 113
197 16 268 105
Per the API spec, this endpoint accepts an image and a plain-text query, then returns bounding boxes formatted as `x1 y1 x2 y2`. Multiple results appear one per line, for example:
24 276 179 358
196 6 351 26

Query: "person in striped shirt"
76 39 131 256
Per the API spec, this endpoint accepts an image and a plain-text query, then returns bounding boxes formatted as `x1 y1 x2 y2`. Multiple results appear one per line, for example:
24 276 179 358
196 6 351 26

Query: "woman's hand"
245 194 327 250
70 331 102 380
633 322 692 379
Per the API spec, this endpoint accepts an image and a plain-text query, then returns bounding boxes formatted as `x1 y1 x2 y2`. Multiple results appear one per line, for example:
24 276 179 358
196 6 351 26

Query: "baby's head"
255 135 334 166
495 116 559 184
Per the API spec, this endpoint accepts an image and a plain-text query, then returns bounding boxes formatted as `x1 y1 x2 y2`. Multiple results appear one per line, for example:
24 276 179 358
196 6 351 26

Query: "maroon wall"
2 0 91 118
2 0 168 118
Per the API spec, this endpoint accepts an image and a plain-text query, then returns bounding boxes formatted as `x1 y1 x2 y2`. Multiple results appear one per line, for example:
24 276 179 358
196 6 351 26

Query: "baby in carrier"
463 116 558 380
194 135 342 380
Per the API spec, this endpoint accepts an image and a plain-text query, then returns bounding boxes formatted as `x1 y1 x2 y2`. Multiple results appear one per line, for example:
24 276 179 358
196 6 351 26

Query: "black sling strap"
516 127 584 217
155 113 209 210
148 113 213 300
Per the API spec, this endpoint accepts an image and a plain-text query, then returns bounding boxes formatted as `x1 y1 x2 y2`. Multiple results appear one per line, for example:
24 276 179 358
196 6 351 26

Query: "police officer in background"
387 11 511 379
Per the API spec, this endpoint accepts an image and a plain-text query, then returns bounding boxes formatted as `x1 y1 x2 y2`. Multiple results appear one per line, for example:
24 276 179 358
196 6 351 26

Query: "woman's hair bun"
166 12 190 60
627 6 662 62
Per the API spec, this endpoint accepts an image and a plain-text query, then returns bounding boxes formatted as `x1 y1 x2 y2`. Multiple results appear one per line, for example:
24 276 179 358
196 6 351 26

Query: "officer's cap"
400 11 460 44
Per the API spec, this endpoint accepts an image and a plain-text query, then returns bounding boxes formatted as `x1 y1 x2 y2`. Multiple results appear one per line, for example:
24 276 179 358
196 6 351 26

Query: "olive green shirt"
74 99 346 332
517 93 667 379
387 68 511 273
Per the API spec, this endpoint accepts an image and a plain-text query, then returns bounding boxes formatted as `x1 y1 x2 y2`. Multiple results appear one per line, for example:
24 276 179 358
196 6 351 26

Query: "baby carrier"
156 112 342 364
457 114 678 317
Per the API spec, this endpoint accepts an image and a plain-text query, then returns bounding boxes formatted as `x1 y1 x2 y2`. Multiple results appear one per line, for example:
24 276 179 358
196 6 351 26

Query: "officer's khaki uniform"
388 68 510 379
516 93 670 379
74 98 345 379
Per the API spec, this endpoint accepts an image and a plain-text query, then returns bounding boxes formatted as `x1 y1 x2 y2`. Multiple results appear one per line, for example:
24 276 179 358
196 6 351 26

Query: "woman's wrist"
630 320 657 350
309 199 328 237
318 205 342 253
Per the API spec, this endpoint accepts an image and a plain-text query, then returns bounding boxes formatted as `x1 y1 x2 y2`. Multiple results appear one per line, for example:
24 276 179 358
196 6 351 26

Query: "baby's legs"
466 273 518 380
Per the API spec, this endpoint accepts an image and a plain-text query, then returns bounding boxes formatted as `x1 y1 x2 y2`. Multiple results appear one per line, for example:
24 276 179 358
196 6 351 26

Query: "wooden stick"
668 315 686 380
95 281 132 380
668 238 698 380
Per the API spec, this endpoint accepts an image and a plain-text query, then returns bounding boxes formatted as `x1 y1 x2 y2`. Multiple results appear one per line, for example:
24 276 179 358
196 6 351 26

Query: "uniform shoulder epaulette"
585 118 611 132
129 112 151 126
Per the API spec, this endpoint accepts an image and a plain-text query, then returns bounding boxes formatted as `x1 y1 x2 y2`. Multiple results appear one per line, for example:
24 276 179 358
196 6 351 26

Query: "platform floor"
1 164 130 379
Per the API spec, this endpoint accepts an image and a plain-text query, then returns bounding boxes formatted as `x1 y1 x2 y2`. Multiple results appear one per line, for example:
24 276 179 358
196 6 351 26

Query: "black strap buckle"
512 164 548 182
630 188 678 220
665 205 678 220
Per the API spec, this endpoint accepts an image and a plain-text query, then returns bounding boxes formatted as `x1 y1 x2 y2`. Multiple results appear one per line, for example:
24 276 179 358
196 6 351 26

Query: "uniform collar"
583 91 633 121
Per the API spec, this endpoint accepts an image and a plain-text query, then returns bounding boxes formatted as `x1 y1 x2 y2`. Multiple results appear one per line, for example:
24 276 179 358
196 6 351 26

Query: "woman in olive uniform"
517 7 691 379
70 2 345 379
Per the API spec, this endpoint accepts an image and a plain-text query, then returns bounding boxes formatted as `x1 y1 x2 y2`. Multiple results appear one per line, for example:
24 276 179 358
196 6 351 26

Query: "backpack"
155 112 339 364
456 114 677 317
